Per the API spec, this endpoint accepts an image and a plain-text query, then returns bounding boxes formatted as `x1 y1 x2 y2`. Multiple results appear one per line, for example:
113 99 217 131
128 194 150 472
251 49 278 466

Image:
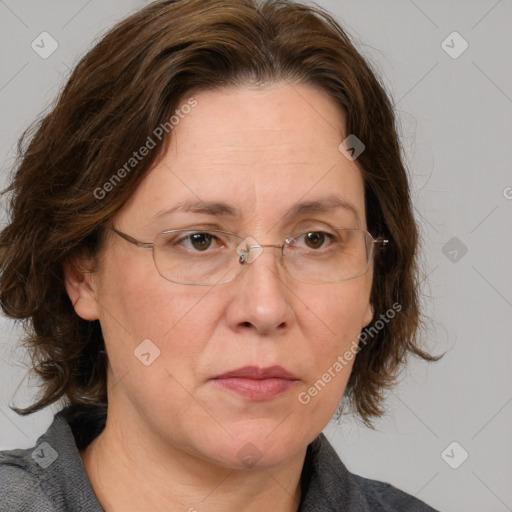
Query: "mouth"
210 366 299 401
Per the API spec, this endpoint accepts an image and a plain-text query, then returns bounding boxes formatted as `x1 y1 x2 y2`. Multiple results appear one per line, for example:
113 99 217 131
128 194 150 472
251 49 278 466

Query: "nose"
225 245 295 335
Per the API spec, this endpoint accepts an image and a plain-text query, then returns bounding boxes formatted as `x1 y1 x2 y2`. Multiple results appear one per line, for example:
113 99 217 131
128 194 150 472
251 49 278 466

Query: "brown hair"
0 0 439 426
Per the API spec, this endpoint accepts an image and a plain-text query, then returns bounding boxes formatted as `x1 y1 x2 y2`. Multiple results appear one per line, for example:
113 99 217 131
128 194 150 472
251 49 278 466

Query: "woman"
0 0 441 510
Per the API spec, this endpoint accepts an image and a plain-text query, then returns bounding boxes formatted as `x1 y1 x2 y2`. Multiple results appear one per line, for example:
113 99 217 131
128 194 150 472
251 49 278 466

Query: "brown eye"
304 232 326 249
189 233 213 251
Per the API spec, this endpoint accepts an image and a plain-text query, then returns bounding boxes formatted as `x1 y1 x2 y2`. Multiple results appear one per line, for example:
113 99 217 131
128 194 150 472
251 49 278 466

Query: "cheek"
95 249 210 376
95 256 216 417
300 278 371 346
295 280 371 406
98 245 195 336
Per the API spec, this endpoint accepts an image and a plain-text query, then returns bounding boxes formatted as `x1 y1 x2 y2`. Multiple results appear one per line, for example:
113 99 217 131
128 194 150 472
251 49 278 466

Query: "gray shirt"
0 408 440 511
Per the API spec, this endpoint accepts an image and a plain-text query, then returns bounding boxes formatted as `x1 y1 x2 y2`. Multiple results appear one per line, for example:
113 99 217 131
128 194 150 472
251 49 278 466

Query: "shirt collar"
34 407 371 512
298 432 372 511
30 410 103 511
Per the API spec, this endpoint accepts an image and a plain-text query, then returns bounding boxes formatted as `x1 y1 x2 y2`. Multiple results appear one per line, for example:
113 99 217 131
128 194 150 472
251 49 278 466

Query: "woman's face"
70 82 373 468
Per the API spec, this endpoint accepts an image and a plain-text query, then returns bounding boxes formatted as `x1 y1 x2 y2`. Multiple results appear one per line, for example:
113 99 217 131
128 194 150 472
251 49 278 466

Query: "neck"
79 406 305 512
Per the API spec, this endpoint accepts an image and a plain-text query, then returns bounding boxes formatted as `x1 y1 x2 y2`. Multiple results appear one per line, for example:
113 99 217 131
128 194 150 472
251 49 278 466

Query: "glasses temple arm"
111 227 154 249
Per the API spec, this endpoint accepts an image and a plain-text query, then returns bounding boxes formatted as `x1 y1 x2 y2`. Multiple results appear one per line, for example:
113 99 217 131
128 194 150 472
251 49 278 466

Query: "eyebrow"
283 195 361 224
155 194 361 224
155 200 238 218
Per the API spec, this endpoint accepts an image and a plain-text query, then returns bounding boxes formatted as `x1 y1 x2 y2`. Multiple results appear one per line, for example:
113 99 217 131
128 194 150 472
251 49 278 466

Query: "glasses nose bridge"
236 238 284 265
258 242 283 250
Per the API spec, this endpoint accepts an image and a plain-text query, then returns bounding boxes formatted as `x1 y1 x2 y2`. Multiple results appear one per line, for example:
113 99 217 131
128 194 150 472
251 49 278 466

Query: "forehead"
118 82 366 230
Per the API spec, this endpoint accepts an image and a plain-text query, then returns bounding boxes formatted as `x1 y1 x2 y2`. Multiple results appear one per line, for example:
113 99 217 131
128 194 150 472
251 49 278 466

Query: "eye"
158 229 233 254
182 232 216 251
163 231 219 252
293 231 334 250
190 233 211 251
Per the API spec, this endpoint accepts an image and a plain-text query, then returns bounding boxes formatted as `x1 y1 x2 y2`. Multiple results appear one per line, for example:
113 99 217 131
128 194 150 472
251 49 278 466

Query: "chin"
200 424 308 470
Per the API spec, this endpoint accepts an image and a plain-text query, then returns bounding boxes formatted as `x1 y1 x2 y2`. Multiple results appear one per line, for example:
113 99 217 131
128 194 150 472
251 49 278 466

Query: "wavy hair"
0 0 439 426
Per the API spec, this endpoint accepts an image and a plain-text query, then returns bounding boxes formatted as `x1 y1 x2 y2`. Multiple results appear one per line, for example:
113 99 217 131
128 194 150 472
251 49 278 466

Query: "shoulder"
0 407 104 512
352 473 440 511
301 433 441 512
0 447 56 512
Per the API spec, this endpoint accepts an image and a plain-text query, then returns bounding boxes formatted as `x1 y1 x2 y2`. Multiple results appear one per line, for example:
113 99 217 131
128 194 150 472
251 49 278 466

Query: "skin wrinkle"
0 4 439 509
152 196 361 228
68 83 373 512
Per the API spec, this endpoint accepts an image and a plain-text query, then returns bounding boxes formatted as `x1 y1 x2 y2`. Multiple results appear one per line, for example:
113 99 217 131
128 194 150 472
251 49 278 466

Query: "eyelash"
171 229 342 253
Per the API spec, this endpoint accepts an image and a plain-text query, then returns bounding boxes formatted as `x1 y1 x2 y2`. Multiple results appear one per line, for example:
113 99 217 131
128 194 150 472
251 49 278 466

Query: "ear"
63 256 101 321
362 301 374 328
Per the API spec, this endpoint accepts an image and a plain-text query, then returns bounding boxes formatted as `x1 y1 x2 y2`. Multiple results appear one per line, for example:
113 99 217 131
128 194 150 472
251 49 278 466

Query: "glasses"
111 226 388 286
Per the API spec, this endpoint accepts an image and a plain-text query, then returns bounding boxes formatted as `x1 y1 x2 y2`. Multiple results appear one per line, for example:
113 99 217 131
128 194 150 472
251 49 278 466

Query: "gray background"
1 1 511 511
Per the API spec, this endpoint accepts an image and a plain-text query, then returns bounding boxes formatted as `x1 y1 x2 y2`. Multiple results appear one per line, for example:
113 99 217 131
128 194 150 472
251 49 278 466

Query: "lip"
211 366 299 401
212 365 298 380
